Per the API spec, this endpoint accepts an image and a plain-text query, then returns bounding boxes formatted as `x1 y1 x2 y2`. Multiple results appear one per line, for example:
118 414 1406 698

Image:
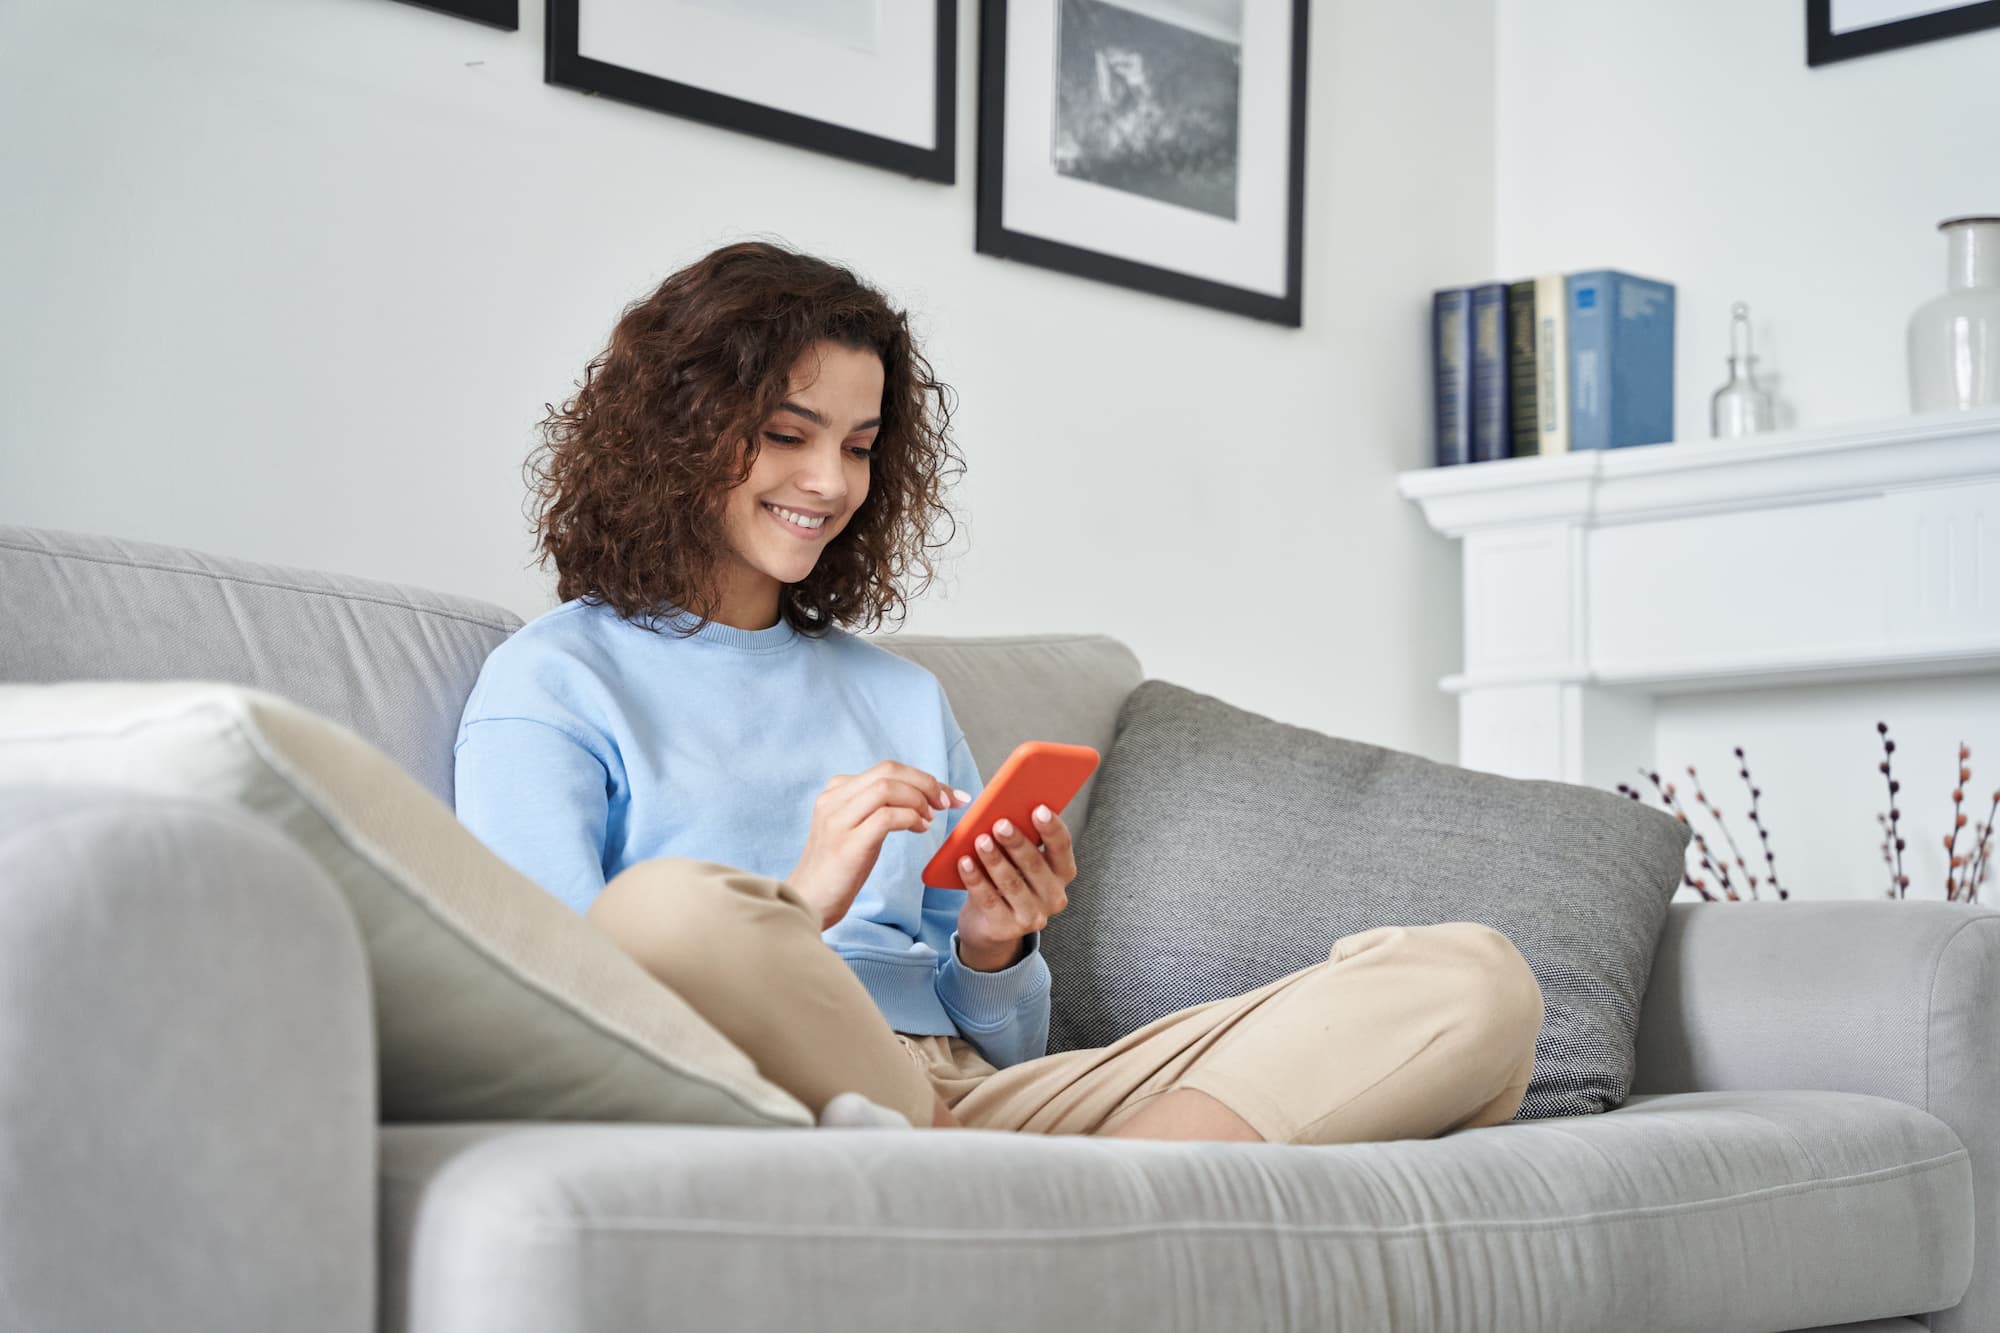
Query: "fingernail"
1034 805 1052 824
954 788 971 804
976 834 994 852
960 856 975 873
995 820 1014 838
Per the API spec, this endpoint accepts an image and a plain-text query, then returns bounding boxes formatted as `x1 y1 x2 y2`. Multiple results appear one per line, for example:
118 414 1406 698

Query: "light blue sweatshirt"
451 598 1051 1070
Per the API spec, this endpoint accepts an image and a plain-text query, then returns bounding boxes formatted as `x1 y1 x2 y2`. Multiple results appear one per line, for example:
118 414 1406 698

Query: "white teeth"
766 504 824 530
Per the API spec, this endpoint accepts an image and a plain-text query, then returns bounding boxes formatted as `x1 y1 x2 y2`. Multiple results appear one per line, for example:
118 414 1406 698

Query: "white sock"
816 1091 915 1130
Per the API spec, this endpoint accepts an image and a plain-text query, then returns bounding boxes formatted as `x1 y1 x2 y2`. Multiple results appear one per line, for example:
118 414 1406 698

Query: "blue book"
1469 283 1511 462
1565 270 1676 450
1431 287 1473 466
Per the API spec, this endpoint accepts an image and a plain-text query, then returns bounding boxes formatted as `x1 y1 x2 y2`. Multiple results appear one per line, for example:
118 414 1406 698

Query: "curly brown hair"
523 239 963 638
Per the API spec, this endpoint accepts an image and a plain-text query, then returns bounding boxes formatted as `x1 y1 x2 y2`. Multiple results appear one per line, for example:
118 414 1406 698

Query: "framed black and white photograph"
977 0 1309 326
1807 0 2000 65
546 0 955 183
389 0 518 30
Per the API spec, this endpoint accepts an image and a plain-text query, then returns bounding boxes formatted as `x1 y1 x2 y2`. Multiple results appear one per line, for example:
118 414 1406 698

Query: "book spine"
1606 273 1676 448
1534 272 1569 456
1566 271 1611 452
1469 283 1510 463
1506 279 1539 456
1431 288 1473 467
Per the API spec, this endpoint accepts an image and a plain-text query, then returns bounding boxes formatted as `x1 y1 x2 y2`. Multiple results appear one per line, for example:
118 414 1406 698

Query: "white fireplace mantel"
1396 407 2000 794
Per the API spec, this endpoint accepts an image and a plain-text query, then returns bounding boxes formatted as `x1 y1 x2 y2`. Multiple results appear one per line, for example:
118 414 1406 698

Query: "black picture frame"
976 0 1309 327
1807 0 2000 65
389 0 518 30
544 0 956 184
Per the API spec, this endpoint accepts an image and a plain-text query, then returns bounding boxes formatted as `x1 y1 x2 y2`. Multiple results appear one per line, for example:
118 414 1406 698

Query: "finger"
833 795 933 845
872 775 949 813
958 851 1022 918
1028 806 1077 879
833 776 942 824
874 760 969 810
866 805 932 839
991 819 1065 918
974 829 1047 931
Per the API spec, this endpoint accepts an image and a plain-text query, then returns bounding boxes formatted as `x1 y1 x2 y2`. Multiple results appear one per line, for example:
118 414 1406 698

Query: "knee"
587 858 811 968
1425 923 1544 1053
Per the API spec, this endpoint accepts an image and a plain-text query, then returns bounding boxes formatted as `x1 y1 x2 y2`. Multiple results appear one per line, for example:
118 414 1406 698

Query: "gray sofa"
0 522 1987 1333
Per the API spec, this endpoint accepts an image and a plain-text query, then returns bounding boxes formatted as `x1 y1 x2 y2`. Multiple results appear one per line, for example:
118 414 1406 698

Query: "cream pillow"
0 681 811 1129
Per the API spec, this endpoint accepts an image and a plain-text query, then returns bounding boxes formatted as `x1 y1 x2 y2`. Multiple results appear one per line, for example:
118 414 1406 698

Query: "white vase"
1908 214 2000 412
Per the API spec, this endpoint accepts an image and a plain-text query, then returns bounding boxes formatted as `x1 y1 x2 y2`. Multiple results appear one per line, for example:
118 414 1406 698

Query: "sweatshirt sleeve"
453 715 614 916
925 728 1052 1069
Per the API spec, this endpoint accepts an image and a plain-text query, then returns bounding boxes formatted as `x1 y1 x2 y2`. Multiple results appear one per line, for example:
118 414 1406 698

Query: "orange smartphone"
921 740 1101 889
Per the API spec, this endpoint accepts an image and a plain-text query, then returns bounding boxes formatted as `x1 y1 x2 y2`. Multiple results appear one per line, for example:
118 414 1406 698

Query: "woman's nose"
796 446 847 498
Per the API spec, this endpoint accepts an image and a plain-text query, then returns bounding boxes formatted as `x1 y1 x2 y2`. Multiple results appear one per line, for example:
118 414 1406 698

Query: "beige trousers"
587 858 1545 1144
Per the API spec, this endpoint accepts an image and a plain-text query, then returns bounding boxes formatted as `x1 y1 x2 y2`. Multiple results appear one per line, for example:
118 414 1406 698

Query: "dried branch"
1690 764 1758 899
1879 723 1909 899
1736 746 1786 900
1878 813 1901 900
1945 744 1971 902
1622 729 1986 907
1645 768 1737 900
1968 790 2000 901
1619 781 1718 901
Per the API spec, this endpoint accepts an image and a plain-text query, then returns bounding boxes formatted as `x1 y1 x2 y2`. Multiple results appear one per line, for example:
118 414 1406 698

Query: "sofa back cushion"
0 527 1143 833
1043 680 1692 1120
0 681 812 1129
866 632 1141 841
0 525 520 806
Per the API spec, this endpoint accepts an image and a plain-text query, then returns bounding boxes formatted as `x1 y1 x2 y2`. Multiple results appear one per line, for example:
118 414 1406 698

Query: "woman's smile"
764 502 829 538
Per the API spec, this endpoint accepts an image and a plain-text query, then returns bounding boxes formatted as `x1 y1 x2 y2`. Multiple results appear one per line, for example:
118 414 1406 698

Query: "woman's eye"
762 432 803 446
849 447 875 460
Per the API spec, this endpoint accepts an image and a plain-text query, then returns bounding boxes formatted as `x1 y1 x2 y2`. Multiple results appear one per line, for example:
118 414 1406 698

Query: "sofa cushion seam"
394 1146 1969 1239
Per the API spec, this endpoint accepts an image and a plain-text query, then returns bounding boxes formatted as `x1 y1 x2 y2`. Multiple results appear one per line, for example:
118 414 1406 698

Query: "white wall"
1496 0 2000 434
0 0 1494 763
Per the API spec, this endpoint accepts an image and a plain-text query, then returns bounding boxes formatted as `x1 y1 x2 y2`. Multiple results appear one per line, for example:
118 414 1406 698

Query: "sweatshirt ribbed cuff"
937 929 1049 1030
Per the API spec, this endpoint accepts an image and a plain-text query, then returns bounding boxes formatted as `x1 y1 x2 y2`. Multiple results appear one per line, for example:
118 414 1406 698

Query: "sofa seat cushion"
380 1090 1971 1333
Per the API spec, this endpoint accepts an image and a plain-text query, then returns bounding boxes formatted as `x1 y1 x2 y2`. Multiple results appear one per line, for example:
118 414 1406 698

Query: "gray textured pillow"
1043 680 1691 1119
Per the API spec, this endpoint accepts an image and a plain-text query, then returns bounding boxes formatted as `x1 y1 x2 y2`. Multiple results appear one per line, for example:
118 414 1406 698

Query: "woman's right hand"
787 762 970 930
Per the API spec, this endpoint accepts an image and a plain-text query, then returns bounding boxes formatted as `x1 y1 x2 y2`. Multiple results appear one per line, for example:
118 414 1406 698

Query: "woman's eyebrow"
779 400 881 432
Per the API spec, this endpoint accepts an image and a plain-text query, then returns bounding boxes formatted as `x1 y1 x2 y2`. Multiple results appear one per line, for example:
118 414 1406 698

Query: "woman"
453 240 1543 1140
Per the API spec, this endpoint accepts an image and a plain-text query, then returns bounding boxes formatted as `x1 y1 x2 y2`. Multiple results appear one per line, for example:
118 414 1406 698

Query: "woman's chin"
768 556 820 583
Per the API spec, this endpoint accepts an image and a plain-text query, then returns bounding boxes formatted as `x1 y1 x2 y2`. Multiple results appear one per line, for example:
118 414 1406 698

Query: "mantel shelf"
1396 406 2000 538
1440 639 2000 696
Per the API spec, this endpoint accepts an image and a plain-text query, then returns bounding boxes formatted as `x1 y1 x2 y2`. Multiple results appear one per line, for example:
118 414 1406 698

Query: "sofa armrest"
1634 900 2000 1333
0 785 375 1333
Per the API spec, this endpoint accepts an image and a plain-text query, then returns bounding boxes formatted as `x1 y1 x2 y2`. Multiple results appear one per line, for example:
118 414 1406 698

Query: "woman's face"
715 339 884 627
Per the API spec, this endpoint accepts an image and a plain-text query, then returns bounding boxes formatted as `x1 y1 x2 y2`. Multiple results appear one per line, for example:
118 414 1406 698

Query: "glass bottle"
1908 214 2000 412
1710 301 1776 438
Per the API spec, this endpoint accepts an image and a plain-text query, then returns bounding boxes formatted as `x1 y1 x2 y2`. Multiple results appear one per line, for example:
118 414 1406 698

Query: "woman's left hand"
954 804 1075 971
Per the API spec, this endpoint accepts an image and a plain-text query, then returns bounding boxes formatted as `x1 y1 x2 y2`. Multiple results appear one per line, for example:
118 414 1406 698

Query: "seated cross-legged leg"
1157 921 1545 1145
585 857 942 1129
947 921 1543 1145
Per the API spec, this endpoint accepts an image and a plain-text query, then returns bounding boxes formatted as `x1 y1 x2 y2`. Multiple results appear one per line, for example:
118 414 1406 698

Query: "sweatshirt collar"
655 603 800 653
